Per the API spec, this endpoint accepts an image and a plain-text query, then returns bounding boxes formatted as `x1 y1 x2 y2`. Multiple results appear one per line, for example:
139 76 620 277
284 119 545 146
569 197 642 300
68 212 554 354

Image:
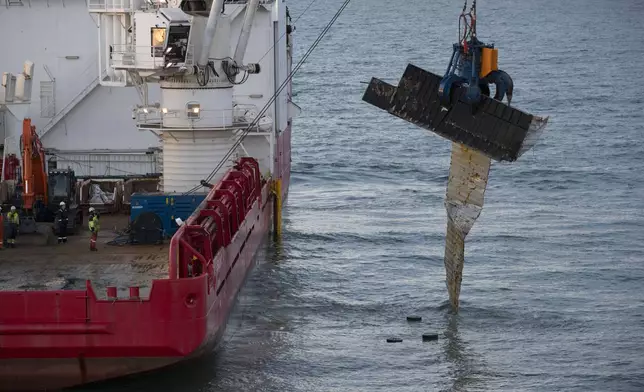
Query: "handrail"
87 0 134 12
133 104 271 132
110 44 196 70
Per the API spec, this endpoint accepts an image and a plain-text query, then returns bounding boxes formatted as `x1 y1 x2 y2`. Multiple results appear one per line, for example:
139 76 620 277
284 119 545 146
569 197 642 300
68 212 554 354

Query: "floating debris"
422 333 439 342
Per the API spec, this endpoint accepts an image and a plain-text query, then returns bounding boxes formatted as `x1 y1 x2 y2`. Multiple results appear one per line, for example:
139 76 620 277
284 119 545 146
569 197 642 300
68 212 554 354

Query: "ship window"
151 27 167 57
49 173 69 198
164 25 190 63
186 102 200 119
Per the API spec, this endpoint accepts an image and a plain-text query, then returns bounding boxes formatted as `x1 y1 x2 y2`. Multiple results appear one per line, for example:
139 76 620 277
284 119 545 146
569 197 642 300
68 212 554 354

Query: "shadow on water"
68 350 228 392
439 310 489 392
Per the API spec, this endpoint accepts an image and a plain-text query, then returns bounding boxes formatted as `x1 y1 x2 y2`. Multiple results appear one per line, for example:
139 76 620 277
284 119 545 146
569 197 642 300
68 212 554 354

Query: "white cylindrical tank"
161 130 239 193
157 11 240 193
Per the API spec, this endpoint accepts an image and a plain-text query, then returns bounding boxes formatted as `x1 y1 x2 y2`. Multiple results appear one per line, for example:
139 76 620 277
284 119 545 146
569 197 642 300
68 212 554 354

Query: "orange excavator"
17 118 83 235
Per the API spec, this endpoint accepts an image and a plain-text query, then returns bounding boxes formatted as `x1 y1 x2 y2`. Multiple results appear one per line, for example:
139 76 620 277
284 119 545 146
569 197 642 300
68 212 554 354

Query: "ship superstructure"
91 0 296 194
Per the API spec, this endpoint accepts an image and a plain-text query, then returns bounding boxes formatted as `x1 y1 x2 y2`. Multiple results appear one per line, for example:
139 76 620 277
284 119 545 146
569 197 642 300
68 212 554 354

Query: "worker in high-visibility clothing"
88 207 100 251
0 206 4 250
56 201 69 244
7 206 19 248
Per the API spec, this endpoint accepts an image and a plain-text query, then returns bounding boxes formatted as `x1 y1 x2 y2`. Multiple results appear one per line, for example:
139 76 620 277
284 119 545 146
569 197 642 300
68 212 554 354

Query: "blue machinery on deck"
129 194 206 243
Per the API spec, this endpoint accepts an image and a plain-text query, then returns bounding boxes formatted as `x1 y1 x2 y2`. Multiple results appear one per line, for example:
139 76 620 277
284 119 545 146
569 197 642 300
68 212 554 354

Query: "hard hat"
10 206 16 211
60 201 66 206
89 207 95 213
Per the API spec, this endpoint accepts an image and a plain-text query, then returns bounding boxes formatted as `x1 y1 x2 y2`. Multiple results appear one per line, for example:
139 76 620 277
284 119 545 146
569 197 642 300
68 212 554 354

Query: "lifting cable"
458 0 477 45
183 0 353 195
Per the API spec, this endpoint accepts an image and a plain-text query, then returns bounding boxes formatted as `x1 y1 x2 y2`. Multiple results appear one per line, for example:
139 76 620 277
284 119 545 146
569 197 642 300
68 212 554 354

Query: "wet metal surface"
0 214 168 299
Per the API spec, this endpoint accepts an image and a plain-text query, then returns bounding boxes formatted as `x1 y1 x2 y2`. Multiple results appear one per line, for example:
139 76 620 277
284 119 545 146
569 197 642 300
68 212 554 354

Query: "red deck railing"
168 157 262 281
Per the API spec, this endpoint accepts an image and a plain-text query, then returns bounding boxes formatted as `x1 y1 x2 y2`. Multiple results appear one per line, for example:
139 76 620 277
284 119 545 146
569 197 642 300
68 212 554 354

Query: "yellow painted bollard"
272 179 282 239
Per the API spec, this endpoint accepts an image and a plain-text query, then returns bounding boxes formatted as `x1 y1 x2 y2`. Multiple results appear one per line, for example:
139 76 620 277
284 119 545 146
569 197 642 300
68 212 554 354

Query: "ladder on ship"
37 77 100 138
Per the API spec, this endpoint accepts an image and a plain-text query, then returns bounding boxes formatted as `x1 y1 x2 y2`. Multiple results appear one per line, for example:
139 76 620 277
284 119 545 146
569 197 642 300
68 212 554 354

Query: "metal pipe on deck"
233 0 260 67
197 0 227 67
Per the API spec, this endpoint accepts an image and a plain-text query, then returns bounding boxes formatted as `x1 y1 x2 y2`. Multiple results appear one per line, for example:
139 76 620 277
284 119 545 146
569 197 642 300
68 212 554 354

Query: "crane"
361 1 550 312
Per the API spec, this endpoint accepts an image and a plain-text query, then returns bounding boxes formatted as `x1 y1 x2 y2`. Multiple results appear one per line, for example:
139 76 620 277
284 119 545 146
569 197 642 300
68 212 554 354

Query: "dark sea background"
83 0 644 390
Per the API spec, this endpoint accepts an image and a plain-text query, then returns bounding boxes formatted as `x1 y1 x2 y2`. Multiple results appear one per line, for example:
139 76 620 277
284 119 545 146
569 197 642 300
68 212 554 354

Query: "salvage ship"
0 0 296 390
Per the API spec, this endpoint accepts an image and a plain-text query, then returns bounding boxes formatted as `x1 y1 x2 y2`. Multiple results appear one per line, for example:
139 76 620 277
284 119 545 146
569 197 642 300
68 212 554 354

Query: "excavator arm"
20 118 48 211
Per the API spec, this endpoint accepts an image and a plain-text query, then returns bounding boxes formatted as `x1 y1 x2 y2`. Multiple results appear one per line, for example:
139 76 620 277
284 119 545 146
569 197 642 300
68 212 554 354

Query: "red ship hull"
0 125 292 391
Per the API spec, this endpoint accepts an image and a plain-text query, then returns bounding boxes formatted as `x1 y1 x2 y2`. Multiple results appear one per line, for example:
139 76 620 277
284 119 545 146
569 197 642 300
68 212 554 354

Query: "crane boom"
233 0 261 67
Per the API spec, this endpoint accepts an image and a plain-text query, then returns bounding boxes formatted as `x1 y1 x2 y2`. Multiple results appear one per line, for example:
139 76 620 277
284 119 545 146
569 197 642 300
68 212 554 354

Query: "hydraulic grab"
438 0 514 108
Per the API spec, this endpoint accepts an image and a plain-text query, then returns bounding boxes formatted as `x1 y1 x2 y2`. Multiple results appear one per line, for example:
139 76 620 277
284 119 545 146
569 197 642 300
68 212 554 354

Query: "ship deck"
0 214 169 299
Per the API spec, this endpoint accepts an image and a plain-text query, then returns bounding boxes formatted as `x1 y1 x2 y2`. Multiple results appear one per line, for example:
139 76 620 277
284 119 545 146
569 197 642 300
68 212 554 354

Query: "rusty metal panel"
443 143 491 312
362 63 548 162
